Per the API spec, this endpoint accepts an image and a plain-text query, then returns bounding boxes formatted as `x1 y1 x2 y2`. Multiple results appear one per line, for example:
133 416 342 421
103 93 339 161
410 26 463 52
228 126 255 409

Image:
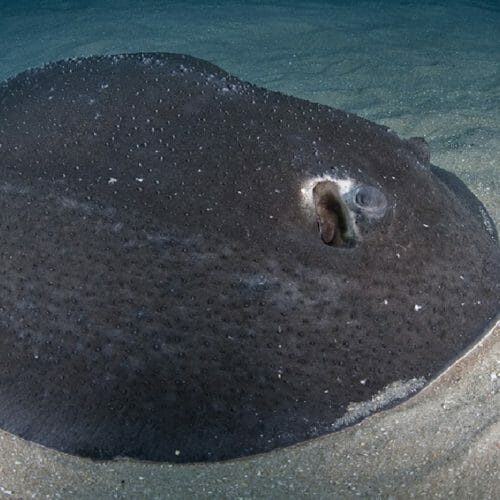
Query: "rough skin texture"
0 53 498 462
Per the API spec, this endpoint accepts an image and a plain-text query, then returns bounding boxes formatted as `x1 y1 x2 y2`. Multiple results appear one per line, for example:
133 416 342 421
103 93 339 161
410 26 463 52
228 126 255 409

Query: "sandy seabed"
0 0 498 498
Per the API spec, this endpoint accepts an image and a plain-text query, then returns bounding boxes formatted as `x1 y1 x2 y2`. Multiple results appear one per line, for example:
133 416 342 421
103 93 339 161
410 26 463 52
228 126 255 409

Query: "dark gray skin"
0 53 498 463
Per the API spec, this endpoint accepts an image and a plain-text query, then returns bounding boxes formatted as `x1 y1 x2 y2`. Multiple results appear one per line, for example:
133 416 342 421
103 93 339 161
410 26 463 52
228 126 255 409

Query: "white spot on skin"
108 177 117 184
135 178 144 183
331 377 426 430
300 174 354 212
414 304 423 311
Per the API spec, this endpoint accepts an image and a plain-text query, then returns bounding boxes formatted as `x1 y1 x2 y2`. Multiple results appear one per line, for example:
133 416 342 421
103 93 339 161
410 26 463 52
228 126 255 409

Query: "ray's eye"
354 186 384 207
353 185 387 217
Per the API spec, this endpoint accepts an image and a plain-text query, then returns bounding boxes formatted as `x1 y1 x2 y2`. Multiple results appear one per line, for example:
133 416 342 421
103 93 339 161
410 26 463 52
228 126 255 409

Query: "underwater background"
0 0 498 498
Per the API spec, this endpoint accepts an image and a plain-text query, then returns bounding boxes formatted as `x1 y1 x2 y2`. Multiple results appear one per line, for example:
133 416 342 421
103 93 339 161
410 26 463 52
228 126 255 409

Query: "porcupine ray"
0 53 498 462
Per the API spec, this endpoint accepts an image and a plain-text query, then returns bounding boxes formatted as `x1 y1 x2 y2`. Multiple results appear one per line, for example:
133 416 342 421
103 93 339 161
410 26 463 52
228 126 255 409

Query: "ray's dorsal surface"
0 53 498 462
